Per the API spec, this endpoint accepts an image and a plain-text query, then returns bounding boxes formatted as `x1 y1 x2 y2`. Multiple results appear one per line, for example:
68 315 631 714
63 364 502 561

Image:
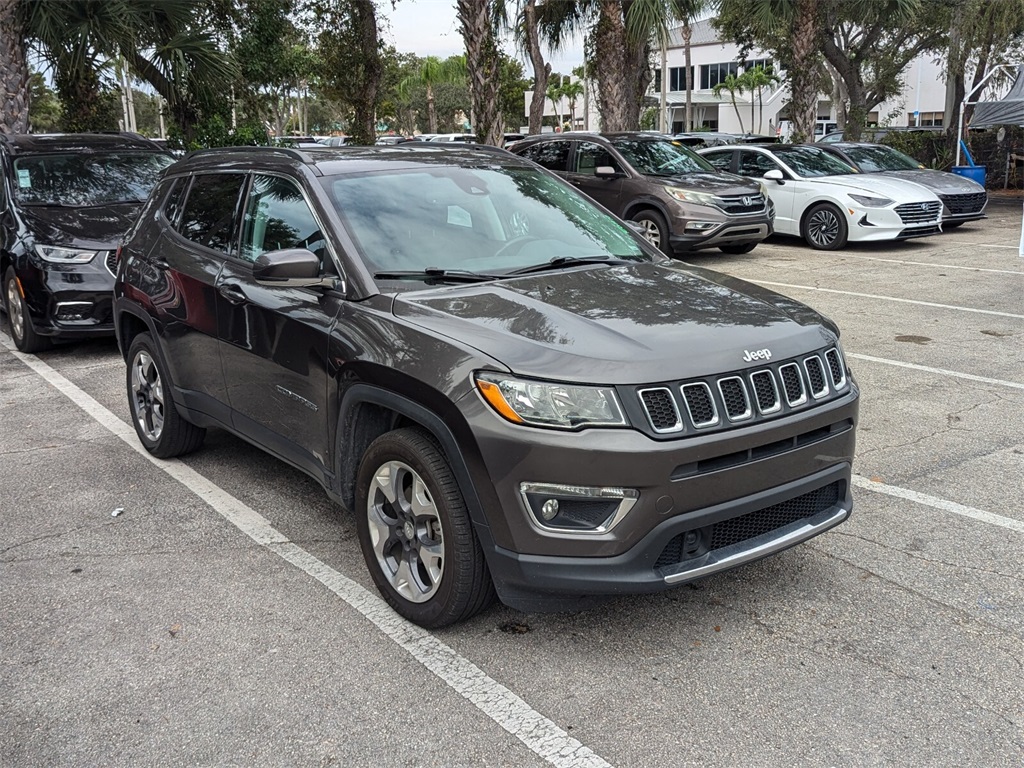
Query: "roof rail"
183 145 317 166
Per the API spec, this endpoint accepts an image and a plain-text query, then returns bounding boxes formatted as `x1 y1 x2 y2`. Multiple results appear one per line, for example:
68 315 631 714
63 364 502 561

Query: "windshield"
843 145 922 172
612 139 715 176
772 146 857 178
12 152 173 206
323 166 648 279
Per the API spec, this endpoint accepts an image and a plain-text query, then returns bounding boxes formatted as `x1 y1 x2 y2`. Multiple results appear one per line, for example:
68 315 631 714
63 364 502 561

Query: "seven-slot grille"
714 193 767 215
635 347 848 435
895 201 941 224
938 191 986 215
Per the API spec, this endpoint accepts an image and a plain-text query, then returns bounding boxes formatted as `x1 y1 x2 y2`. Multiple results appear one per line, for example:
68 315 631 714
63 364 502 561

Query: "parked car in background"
274 136 323 148
320 136 350 147
112 142 858 627
0 132 172 352
428 133 478 143
815 142 987 227
699 143 943 250
510 132 773 255
375 135 408 146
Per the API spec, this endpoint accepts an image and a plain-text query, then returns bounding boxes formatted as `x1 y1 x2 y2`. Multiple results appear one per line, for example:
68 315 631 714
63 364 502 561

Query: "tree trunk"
683 23 692 131
427 83 437 134
0 0 29 133
822 35 866 140
524 0 550 135
458 0 503 145
349 0 382 145
942 7 964 135
788 0 820 143
593 0 634 131
54 62 110 133
659 31 667 133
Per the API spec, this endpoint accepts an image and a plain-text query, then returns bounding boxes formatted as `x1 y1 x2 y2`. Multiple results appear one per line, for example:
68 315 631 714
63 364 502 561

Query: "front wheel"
126 333 206 458
630 209 672 256
4 267 51 353
355 428 494 627
802 203 849 250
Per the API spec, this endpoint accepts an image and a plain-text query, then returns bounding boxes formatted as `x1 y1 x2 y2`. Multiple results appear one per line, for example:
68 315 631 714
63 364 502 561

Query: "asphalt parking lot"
2 198 1022 767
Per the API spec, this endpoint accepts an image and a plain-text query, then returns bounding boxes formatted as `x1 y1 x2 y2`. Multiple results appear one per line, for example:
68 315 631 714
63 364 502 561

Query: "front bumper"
13 256 115 339
669 214 773 253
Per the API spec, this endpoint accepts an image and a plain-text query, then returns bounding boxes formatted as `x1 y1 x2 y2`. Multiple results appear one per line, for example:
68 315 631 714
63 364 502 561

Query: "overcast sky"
378 0 585 76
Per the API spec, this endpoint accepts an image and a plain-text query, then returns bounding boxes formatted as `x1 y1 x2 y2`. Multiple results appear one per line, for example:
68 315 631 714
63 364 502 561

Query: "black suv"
1 133 172 352
509 132 773 255
114 144 858 627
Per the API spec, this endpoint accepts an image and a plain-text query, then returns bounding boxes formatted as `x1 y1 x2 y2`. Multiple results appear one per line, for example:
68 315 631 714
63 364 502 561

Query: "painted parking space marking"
752 281 1024 319
0 337 612 768
852 475 1024 534
822 253 1024 275
848 353 1024 391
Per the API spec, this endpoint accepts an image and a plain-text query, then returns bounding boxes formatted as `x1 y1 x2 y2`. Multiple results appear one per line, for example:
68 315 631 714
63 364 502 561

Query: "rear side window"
177 173 246 254
520 141 570 172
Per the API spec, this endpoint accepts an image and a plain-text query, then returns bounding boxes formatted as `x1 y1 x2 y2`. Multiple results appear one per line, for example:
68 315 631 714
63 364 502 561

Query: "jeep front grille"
633 347 848 436
895 201 941 224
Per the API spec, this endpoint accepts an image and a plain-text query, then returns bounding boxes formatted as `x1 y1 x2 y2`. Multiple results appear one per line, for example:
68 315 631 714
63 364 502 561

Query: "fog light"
684 221 719 232
520 483 638 534
55 301 92 322
541 499 559 520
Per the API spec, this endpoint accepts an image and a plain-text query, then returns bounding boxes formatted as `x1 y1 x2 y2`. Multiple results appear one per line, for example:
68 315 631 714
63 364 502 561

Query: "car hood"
392 261 837 385
878 169 986 195
17 203 142 250
810 174 939 201
652 171 759 196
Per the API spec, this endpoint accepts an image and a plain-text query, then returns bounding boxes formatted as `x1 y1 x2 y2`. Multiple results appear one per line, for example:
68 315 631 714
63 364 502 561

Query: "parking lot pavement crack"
805 544 1024 643
2 543 258 564
0 525 104 556
830 530 1022 581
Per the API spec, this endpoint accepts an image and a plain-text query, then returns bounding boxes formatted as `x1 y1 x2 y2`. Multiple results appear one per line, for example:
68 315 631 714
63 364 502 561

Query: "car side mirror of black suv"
254 248 336 288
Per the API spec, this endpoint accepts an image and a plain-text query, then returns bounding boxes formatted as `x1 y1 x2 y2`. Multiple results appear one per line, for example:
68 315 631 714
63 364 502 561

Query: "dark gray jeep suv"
113 144 858 627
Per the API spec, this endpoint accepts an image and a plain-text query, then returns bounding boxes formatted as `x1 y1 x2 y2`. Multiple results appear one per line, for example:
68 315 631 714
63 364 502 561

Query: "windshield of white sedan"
843 145 921 172
325 167 648 278
773 147 856 177
12 152 173 206
613 139 715 176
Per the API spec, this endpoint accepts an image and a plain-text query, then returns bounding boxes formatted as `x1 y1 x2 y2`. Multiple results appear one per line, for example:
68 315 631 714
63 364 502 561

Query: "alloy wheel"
130 350 165 442
806 209 840 247
6 278 25 344
366 460 444 603
636 219 661 248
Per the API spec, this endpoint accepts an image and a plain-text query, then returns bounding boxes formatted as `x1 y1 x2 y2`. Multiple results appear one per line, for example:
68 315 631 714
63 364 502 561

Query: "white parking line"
823 253 1024 275
0 338 612 768
852 475 1024 534
848 353 1024 391
753 281 1024 319
977 244 1020 249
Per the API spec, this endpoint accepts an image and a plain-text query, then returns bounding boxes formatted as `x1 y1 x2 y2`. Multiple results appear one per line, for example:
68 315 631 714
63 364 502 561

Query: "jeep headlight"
475 373 627 429
35 245 98 264
666 187 719 207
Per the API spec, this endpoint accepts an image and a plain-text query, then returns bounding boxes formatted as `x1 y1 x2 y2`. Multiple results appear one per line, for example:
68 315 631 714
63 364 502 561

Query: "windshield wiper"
505 255 634 276
373 267 504 283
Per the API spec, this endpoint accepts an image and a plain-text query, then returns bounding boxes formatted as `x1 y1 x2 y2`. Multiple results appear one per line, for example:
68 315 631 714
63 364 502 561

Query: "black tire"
944 221 965 229
630 209 673 255
126 332 205 458
802 203 849 250
4 267 52 353
355 427 494 627
719 242 758 255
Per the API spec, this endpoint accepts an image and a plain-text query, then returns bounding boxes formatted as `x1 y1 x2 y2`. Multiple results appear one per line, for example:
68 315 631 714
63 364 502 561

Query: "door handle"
217 282 248 304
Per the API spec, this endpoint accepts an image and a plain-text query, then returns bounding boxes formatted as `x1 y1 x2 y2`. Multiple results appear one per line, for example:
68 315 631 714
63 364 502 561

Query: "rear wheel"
630 209 672 255
126 333 205 458
4 267 51 353
719 242 757 255
355 428 494 627
802 203 848 250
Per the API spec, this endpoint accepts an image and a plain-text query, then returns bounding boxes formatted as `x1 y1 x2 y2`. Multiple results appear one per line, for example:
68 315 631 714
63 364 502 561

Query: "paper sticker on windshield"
447 205 472 228
16 168 31 188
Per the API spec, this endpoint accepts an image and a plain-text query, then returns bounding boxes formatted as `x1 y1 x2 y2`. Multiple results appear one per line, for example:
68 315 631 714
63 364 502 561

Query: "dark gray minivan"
113 143 858 627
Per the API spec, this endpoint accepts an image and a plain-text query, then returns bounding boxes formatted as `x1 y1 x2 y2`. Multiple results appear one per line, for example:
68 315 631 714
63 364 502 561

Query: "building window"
743 58 773 74
654 66 694 92
908 111 943 127
700 62 739 90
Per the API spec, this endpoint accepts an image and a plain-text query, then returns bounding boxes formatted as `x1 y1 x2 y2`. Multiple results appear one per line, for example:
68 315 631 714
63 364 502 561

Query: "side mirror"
254 248 335 288
763 169 785 185
595 165 622 179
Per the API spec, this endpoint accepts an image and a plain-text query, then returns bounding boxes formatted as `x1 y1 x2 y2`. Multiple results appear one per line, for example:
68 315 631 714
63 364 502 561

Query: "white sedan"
698 144 943 250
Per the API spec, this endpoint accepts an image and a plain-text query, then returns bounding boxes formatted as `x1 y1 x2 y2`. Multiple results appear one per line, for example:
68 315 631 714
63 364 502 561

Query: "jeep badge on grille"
742 348 772 362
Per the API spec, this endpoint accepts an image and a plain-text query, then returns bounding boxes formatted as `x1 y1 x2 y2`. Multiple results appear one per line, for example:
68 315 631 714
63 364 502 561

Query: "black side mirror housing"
253 248 335 288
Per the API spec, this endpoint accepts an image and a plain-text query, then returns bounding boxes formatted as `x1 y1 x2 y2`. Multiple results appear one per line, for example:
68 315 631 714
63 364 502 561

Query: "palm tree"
546 77 565 129
712 72 746 133
402 56 447 134
457 0 504 145
738 64 779 133
562 80 584 128
0 0 29 133
493 0 551 136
